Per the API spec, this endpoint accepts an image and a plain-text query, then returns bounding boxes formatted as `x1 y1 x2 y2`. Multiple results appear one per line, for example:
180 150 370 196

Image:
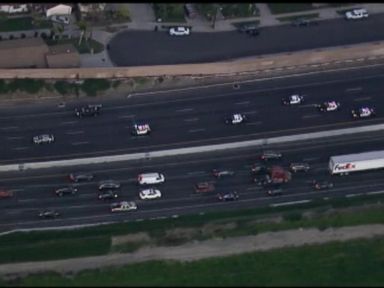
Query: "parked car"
33 134 54 144
139 188 162 200
212 169 235 178
169 26 190 36
98 180 121 190
217 191 239 201
69 172 94 182
194 182 215 193
110 201 137 212
289 163 310 173
38 209 60 219
55 186 77 197
291 18 318 27
98 190 118 200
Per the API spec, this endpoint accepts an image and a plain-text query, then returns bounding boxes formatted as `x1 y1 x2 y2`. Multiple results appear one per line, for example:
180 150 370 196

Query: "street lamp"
211 5 222 29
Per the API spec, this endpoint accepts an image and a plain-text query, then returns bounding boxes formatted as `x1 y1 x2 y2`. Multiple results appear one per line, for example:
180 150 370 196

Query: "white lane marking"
302 157 319 162
6 136 24 140
188 128 205 133
9 189 24 192
353 96 371 102
346 193 364 198
302 114 320 119
246 187 259 191
346 87 362 92
0 126 18 130
270 199 311 207
71 141 89 146
235 101 250 105
118 114 135 119
176 108 194 112
60 121 78 125
66 130 84 135
246 121 262 126
12 147 28 150
187 171 205 175
184 117 199 122
366 190 384 195
298 104 318 108
243 110 258 114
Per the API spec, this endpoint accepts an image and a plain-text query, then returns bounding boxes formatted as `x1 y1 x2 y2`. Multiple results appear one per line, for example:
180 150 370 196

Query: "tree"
77 20 87 45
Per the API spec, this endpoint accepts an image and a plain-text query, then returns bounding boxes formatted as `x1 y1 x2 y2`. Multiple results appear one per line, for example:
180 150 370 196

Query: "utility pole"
211 5 222 29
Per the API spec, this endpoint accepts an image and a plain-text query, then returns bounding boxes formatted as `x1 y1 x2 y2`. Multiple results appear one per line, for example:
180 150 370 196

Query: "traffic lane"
108 14 384 66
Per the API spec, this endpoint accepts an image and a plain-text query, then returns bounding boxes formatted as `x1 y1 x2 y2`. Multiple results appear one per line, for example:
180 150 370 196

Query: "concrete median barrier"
1 123 384 172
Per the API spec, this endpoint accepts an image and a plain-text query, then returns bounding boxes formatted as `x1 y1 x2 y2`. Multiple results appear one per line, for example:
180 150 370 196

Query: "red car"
0 190 13 199
195 182 215 193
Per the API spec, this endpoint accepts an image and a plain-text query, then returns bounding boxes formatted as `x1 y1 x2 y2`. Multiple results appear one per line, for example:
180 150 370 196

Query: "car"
282 94 304 105
225 113 247 125
75 104 102 117
266 188 283 196
110 201 137 212
251 164 268 175
169 26 190 36
291 18 318 27
289 163 310 173
212 169 235 178
351 107 376 119
33 134 55 144
0 190 13 199
253 174 272 186
194 182 215 193
260 151 283 161
139 188 162 200
98 190 118 200
137 173 165 185
345 8 368 20
317 101 341 112
217 191 239 201
246 28 260 36
238 24 258 32
38 209 60 219
55 186 77 197
98 180 121 190
131 123 151 136
313 180 334 190
69 172 94 182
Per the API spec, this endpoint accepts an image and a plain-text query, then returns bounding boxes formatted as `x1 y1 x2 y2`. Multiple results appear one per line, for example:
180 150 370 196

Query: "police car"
131 123 151 136
282 94 304 105
225 113 247 124
33 134 55 144
110 201 137 213
139 188 162 200
317 101 341 112
351 107 375 119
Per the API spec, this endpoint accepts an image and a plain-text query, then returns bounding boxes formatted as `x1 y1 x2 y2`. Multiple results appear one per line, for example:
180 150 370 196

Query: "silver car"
33 134 55 144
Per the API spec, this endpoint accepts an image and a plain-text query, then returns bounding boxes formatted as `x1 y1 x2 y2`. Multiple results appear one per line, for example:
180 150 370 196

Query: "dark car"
260 151 283 161
75 104 102 117
98 190 118 200
313 180 334 190
254 175 273 186
55 186 77 197
212 169 235 178
195 182 215 193
217 191 239 201
266 188 283 196
238 24 259 33
251 164 268 175
98 180 121 190
291 18 318 27
289 163 310 173
69 172 94 182
38 209 60 219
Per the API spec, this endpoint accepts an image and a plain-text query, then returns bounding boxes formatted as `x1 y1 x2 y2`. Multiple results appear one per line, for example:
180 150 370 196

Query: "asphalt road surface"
1 65 384 164
108 14 384 66
1 130 384 232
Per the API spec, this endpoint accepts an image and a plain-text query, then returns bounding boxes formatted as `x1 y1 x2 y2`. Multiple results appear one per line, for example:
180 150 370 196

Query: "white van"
137 173 165 185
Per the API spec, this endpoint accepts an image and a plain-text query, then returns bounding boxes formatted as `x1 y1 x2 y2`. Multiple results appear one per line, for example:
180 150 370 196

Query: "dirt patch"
111 232 151 247
200 221 238 237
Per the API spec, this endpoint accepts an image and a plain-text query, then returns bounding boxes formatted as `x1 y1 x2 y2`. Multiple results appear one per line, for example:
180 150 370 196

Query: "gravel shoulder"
2 224 384 279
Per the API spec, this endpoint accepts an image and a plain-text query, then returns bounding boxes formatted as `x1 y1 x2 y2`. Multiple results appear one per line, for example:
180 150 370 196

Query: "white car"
169 26 190 36
110 201 137 212
317 101 341 112
137 173 165 185
282 94 304 105
33 134 55 144
351 107 375 119
131 124 151 136
139 188 162 200
225 113 247 124
345 9 368 20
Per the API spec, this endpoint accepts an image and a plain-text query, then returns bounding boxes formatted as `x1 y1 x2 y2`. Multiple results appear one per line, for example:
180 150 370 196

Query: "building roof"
46 4 72 17
0 38 49 68
46 44 80 68
330 150 384 163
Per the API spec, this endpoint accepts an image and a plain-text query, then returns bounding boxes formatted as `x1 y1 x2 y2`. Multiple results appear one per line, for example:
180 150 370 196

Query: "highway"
108 14 384 66
1 65 384 164
1 130 384 232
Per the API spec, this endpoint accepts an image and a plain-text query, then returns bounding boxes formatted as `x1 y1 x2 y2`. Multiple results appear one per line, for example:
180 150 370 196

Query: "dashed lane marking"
188 128 205 133
71 141 89 146
66 131 84 135
235 101 251 105
176 108 194 112
302 114 320 119
184 118 199 122
353 96 371 102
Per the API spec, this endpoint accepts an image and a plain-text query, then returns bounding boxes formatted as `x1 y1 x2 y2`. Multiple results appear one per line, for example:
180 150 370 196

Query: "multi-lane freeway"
108 13 384 66
1 129 384 232
2 64 384 164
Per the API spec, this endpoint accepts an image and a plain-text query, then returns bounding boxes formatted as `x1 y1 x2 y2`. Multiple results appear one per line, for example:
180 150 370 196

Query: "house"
0 4 28 14
46 44 80 68
0 38 49 68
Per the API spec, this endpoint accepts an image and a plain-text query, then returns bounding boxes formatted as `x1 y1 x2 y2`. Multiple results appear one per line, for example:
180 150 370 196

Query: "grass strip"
0 17 51 32
268 3 316 14
277 13 319 22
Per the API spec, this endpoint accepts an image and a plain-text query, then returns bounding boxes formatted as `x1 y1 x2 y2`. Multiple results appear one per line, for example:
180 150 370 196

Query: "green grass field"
153 4 186 23
44 38 104 54
277 13 319 22
0 17 51 32
6 236 384 286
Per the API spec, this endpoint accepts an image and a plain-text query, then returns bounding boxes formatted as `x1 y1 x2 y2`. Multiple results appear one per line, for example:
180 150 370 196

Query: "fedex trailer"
329 150 384 175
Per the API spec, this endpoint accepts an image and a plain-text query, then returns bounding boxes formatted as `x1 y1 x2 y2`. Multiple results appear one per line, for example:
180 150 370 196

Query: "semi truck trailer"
329 150 384 175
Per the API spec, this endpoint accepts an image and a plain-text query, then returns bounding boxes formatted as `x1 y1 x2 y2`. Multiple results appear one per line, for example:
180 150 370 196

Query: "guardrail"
1 123 384 172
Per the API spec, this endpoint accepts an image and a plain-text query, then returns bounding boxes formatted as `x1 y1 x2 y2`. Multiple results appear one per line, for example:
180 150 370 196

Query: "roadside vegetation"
196 4 259 21
7 236 384 286
152 4 186 23
0 16 52 32
0 193 384 265
277 13 320 23
0 79 48 94
267 3 316 14
44 37 104 54
232 20 260 29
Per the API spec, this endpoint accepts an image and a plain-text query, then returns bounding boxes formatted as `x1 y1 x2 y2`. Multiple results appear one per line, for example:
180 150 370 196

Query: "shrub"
80 79 111 97
283 211 303 222
7 79 45 94
54 81 76 95
20 33 26 38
